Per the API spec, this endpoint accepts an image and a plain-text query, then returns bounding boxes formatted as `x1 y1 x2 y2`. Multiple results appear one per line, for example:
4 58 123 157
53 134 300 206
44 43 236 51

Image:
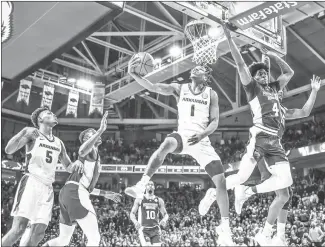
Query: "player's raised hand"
98 111 108 134
188 133 204 146
23 127 40 140
104 191 122 203
311 75 321 92
71 160 84 174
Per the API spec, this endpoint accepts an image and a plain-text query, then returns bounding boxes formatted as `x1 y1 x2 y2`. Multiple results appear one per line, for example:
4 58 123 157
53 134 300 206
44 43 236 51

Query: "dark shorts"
246 127 288 167
59 183 90 226
139 226 161 245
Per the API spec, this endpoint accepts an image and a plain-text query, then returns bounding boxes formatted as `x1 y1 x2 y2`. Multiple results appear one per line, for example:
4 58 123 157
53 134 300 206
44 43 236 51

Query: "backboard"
163 2 302 56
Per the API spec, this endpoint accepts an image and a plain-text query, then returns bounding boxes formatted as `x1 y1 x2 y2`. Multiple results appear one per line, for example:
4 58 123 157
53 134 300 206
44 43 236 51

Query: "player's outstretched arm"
285 75 321 120
158 198 169 227
130 199 141 230
79 111 108 158
59 140 84 174
262 49 294 90
128 56 181 96
5 127 39 154
222 23 252 85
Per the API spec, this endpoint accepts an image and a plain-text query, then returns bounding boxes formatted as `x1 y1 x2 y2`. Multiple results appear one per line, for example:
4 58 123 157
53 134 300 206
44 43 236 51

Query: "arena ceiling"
2 2 325 130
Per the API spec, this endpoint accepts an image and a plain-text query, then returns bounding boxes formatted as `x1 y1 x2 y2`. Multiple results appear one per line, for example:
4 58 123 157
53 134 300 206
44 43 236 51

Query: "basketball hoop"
184 20 224 65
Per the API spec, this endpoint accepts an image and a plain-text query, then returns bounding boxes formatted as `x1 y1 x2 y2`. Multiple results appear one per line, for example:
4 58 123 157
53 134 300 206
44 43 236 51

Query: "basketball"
130 52 154 77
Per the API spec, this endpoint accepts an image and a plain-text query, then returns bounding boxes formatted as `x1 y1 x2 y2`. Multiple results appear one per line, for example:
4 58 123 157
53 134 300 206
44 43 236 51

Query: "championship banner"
66 90 79 117
41 82 55 109
89 83 105 115
17 79 32 105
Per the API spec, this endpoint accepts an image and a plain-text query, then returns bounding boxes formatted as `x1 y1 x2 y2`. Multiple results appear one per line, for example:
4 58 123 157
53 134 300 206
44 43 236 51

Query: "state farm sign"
230 2 302 30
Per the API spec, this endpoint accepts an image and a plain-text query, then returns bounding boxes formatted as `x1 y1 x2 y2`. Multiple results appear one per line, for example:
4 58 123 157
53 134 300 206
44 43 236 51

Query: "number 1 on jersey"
191 105 195 116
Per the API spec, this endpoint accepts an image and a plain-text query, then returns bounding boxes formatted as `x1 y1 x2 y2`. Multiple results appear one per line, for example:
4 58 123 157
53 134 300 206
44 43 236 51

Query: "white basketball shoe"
125 182 146 199
199 188 217 216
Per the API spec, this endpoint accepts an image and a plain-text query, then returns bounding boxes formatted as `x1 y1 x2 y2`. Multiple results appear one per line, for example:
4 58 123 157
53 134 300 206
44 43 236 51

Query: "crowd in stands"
2 120 324 167
1 169 325 247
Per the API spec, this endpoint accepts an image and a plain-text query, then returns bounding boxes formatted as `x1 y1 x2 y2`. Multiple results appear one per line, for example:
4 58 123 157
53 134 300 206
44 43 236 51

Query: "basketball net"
185 20 224 65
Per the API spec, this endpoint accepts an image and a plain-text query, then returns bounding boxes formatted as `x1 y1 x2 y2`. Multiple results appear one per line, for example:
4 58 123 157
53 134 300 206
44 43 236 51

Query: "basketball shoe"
234 185 250 214
254 231 272 246
216 225 235 246
125 181 146 199
271 235 287 246
199 188 216 216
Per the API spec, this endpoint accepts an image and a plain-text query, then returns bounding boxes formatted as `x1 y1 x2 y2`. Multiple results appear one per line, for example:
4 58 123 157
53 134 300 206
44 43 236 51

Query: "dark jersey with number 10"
244 79 283 137
139 196 160 228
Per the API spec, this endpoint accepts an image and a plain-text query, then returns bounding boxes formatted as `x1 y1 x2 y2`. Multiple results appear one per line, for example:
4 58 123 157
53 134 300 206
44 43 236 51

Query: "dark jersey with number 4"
244 79 283 136
139 196 160 228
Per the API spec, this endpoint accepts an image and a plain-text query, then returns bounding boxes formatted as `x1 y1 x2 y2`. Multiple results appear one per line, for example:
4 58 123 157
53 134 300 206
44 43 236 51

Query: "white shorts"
168 131 220 168
11 174 54 225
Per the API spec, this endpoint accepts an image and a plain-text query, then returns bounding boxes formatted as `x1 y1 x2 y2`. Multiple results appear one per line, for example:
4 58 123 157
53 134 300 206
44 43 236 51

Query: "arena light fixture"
77 79 93 90
169 46 182 57
67 78 76 83
208 27 223 38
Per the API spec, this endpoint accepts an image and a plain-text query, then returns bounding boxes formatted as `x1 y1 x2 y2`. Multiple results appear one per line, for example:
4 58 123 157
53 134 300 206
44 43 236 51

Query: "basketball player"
255 75 322 246
222 23 295 245
43 112 122 247
125 56 234 245
201 75 322 245
2 107 84 247
130 181 168 247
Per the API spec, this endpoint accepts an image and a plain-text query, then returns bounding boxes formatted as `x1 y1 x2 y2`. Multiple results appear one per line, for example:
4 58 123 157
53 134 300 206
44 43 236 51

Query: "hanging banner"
89 83 105 115
17 79 32 105
41 82 55 109
66 90 79 117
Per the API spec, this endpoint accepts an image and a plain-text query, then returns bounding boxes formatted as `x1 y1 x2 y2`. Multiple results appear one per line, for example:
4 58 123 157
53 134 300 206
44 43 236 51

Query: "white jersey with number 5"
25 134 62 185
177 83 211 135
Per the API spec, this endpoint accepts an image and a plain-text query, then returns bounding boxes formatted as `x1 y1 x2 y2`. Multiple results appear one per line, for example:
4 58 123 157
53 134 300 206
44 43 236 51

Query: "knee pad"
283 187 293 210
205 160 224 178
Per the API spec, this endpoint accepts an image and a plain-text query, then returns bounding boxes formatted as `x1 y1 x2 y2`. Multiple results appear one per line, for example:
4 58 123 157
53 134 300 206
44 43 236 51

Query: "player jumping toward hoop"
253 75 322 246
125 56 234 245
43 112 121 247
213 23 295 245
130 181 168 247
2 107 84 247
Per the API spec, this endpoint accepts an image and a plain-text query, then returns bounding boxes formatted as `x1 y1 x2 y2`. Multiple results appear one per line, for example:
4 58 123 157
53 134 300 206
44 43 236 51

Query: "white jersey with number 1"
177 83 211 138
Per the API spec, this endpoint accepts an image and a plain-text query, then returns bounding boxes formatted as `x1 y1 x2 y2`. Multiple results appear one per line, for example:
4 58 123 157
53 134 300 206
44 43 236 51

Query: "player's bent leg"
76 212 100 246
43 223 75 247
251 161 293 194
272 187 292 246
226 153 258 190
125 135 179 198
199 160 227 216
19 223 47 246
255 187 290 246
1 216 29 246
